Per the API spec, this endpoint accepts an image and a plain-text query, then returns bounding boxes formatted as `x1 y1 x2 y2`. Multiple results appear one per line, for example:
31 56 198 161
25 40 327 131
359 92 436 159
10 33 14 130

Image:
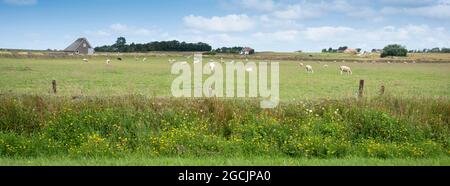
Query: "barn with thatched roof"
64 38 94 55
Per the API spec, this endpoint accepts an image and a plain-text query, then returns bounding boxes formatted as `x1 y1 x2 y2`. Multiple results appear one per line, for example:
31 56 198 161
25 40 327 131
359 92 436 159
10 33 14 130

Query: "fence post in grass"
380 85 385 95
52 80 57 94
358 80 364 98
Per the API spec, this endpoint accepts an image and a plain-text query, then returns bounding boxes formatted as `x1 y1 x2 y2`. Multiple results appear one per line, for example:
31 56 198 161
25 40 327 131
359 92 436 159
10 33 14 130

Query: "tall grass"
0 94 448 159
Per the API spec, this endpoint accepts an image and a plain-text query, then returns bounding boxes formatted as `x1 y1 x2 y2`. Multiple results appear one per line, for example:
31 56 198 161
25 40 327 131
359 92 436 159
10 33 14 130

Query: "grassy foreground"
1 156 449 166
0 94 448 165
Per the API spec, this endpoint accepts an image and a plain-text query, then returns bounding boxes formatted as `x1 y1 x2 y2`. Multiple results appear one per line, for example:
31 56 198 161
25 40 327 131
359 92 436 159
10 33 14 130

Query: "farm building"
240 47 255 55
64 38 94 55
344 48 358 54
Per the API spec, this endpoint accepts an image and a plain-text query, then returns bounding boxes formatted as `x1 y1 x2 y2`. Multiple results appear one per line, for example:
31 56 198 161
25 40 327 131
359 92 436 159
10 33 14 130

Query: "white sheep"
83 58 88 63
323 64 329 68
142 58 147 62
209 63 216 72
106 59 111 65
305 65 314 73
340 66 352 75
299 62 304 67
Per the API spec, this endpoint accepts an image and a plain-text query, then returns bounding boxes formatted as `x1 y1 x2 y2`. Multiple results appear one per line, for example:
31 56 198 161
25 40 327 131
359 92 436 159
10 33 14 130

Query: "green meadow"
0 54 449 165
0 56 449 99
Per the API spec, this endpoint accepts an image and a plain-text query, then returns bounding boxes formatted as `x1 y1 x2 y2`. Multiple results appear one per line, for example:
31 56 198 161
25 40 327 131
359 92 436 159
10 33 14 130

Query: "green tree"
115 37 126 46
381 44 408 58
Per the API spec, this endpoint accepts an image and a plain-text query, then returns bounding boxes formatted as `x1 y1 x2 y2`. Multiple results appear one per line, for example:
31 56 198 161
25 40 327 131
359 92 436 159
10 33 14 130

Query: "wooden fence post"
358 80 364 98
380 85 385 95
52 80 57 94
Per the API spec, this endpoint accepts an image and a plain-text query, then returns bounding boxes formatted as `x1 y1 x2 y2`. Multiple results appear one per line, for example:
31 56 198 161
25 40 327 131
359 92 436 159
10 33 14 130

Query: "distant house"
344 48 357 54
371 49 382 53
64 38 94 55
240 47 255 55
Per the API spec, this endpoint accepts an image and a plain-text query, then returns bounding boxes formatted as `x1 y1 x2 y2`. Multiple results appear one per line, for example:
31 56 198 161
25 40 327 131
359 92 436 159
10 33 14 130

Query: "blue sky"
0 0 449 52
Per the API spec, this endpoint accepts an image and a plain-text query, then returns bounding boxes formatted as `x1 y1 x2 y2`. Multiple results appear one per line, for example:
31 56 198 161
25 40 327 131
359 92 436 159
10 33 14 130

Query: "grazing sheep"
323 64 328 68
106 59 111 65
340 66 352 75
142 58 147 62
82 58 88 63
299 62 304 67
305 65 314 73
209 63 216 72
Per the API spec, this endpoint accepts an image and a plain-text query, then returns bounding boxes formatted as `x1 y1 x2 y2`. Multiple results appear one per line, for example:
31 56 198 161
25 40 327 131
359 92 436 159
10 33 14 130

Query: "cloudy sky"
0 0 449 52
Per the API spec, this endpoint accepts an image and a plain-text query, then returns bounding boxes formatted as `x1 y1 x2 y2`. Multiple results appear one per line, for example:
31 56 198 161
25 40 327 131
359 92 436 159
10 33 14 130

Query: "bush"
381 44 408 58
0 95 448 158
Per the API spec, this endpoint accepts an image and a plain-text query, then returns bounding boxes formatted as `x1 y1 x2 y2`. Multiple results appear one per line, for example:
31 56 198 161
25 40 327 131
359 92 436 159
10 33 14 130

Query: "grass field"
0 56 449 99
1 157 449 166
0 53 449 166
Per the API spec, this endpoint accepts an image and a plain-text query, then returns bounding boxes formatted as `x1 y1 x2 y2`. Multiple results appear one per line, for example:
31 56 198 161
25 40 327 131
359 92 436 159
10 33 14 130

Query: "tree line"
321 46 362 53
213 47 244 54
408 48 450 53
94 37 212 52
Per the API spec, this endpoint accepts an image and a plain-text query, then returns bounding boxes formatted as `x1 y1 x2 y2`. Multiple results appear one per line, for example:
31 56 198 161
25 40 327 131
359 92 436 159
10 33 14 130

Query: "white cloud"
85 23 158 41
3 0 36 5
298 24 450 50
302 26 355 41
110 23 128 32
233 0 276 12
382 0 450 18
273 4 323 20
253 30 300 41
183 14 255 32
183 33 245 48
109 23 155 36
